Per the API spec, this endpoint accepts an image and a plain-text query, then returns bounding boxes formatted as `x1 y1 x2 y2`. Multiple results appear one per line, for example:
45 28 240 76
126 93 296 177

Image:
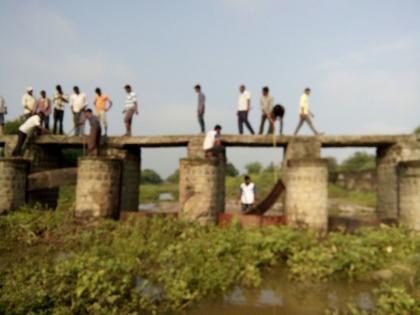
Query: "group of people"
194 85 322 136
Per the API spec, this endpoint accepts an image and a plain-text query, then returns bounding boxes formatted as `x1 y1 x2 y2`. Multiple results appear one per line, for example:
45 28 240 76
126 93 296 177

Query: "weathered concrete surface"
28 168 77 192
1 134 418 149
0 158 29 214
75 157 122 219
398 160 420 231
285 159 328 231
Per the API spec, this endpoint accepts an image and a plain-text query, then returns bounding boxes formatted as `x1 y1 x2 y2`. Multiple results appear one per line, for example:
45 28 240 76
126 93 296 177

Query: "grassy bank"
0 208 419 314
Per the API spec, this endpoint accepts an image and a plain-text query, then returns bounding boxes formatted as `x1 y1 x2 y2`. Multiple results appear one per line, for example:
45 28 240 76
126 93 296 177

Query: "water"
184 267 375 315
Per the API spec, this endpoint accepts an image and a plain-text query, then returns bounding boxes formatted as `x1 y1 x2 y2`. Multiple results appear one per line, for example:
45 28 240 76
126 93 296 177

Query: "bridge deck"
0 134 418 148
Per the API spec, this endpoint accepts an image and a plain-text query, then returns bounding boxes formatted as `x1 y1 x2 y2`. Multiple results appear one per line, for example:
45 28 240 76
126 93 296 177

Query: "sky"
1 0 419 177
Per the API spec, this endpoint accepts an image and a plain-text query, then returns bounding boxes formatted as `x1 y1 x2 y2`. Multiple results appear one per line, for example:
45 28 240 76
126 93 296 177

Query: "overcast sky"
1 0 419 177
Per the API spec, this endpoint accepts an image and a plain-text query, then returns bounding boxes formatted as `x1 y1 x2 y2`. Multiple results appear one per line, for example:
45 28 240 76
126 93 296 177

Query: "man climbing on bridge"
240 175 256 212
203 124 223 158
81 109 102 156
12 112 49 157
293 87 321 136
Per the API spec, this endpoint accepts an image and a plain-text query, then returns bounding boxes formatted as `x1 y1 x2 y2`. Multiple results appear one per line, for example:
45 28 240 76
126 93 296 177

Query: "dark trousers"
198 115 205 133
237 111 255 135
73 112 84 136
12 131 27 157
53 109 64 134
259 115 274 134
43 116 50 130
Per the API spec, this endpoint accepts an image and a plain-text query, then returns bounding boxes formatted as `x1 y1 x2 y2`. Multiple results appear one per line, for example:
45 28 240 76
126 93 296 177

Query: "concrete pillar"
75 157 122 219
179 157 225 224
25 144 62 209
0 158 30 214
285 159 328 231
398 160 420 231
106 147 141 211
187 137 206 159
376 141 420 220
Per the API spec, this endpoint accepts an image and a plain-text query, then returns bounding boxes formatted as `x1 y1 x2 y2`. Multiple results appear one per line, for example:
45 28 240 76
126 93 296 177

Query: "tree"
325 156 338 182
226 162 239 177
340 152 375 172
141 169 163 184
245 162 262 174
414 126 420 134
166 169 179 183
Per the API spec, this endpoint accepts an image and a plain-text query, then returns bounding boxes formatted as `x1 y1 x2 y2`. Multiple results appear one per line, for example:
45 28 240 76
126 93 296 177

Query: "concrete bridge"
0 133 419 231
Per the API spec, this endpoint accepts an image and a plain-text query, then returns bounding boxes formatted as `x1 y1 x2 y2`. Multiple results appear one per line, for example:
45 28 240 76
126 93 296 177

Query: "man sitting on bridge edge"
203 124 224 158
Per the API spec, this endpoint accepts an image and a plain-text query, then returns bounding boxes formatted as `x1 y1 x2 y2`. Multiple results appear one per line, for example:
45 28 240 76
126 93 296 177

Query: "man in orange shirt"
93 87 113 135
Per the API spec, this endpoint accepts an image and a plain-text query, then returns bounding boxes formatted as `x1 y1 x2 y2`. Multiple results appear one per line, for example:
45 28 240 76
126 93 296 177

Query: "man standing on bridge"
12 112 48 157
93 87 113 136
123 84 138 136
52 85 68 135
237 85 255 135
36 90 52 130
259 86 274 134
194 84 206 133
21 87 36 120
293 87 321 136
70 86 88 136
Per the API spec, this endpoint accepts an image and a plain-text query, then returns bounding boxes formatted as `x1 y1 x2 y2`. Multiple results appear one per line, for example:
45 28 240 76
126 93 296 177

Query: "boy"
240 175 256 212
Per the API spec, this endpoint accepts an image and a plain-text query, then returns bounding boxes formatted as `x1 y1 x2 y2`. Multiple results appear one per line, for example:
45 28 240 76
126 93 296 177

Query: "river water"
184 267 375 315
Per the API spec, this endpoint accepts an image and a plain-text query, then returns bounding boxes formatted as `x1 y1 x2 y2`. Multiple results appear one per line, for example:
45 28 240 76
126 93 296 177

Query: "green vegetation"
166 169 179 183
141 169 163 185
414 126 420 135
140 182 178 203
225 162 239 177
340 152 376 172
329 184 376 208
245 161 263 174
3 117 23 135
0 208 419 314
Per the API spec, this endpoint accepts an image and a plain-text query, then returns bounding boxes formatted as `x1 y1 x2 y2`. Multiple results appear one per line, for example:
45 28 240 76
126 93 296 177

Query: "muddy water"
184 267 375 315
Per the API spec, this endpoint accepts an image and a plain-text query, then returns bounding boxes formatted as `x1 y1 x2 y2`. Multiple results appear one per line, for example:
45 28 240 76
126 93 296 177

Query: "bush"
141 169 163 184
226 162 239 177
340 152 375 172
245 162 262 174
166 169 179 183
4 117 24 135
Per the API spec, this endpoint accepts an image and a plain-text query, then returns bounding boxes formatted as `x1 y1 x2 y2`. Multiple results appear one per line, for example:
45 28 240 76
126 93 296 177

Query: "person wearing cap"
12 112 48 157
36 90 52 130
21 87 36 120
80 109 101 156
52 85 68 134
0 96 7 135
70 86 88 136
122 84 138 136
93 87 113 136
203 124 223 158
293 87 321 136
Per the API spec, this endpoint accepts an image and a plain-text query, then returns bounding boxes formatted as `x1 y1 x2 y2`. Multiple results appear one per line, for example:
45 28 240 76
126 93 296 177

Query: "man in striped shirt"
122 84 138 136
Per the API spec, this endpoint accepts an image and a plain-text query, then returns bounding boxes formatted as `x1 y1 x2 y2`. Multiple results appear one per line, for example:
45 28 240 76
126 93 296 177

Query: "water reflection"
185 267 375 315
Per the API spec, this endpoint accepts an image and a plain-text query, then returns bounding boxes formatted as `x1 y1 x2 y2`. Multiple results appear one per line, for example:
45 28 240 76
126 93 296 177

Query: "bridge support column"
180 139 225 224
25 144 62 209
106 147 141 211
397 161 420 231
0 158 30 214
75 157 122 219
285 159 328 231
376 141 420 220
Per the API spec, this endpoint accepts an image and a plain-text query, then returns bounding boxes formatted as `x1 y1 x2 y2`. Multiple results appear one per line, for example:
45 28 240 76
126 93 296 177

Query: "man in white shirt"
259 86 275 134
0 96 7 135
240 175 256 212
203 124 223 158
123 84 138 136
70 86 88 136
21 87 36 120
12 112 48 157
293 87 321 136
237 85 255 135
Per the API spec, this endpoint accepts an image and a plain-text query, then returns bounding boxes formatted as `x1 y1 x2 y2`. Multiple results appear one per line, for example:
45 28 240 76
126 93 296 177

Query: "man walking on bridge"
293 87 321 136
259 86 274 134
194 84 206 133
94 87 113 136
237 85 255 135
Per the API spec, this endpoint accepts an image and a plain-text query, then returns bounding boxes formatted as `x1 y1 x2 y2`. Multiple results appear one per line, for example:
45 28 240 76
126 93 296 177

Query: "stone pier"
106 147 141 211
75 157 122 219
397 160 420 231
179 138 225 224
0 158 30 214
284 159 328 231
376 141 420 220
